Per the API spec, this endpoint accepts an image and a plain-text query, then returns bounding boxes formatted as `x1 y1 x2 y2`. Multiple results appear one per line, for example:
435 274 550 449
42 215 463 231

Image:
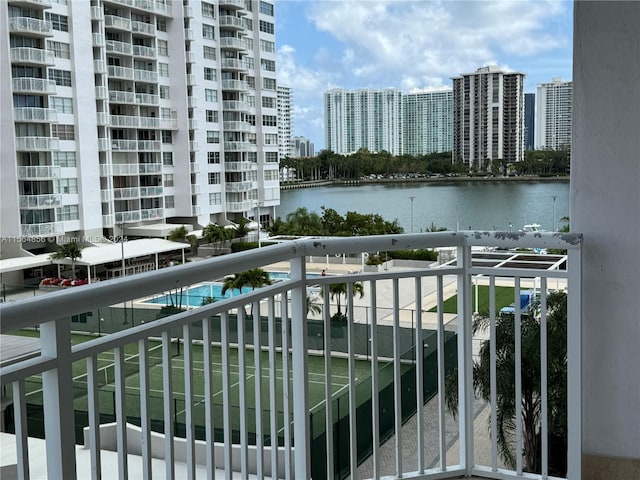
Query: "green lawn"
428 285 515 315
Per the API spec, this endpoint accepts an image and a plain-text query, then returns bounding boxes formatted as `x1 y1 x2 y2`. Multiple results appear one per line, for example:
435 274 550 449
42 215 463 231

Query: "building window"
206 131 220 144
202 24 215 40
248 152 257 162
202 2 216 18
264 170 278 181
156 17 167 32
262 96 276 108
162 131 172 143
53 151 76 167
260 59 275 72
262 77 276 90
245 38 253 50
205 89 217 102
157 39 168 56
204 67 216 81
245 18 252 30
246 76 256 89
56 205 79 221
208 152 220 164
260 40 275 53
55 178 78 194
246 114 255 126
265 152 278 163
243 57 254 70
208 172 220 184
262 115 277 126
206 110 218 123
264 133 278 145
48 69 72 87
246 95 255 107
50 97 73 114
259 1 274 16
165 195 174 208
159 86 170 99
259 20 274 34
209 192 221 206
51 124 75 140
158 63 169 77
47 40 70 59
163 174 174 186
46 13 68 32
203 46 216 60
162 152 173 165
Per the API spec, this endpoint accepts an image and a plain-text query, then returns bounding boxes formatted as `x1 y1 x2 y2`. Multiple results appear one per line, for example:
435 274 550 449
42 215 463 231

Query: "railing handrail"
0 232 580 333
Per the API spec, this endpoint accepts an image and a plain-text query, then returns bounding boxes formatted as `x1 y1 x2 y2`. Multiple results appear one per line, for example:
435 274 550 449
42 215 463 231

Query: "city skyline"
275 0 573 149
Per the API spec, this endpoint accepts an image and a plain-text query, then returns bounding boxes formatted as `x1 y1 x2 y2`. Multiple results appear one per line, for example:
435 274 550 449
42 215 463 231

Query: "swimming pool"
143 271 320 307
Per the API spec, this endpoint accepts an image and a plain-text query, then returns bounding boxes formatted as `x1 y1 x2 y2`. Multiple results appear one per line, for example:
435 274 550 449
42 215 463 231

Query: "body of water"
276 180 570 233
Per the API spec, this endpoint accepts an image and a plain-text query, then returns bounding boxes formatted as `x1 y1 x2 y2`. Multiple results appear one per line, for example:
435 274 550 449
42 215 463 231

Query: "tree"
50 241 83 279
306 294 322 316
168 225 197 251
221 269 272 315
327 281 364 317
233 217 254 240
426 222 447 232
203 223 233 254
445 291 568 476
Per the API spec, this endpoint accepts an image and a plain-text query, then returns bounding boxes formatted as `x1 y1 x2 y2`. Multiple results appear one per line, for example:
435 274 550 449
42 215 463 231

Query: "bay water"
277 180 570 233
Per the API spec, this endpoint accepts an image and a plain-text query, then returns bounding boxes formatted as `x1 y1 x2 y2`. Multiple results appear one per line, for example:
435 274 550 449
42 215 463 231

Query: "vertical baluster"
237 308 248 477
183 324 195 480
202 316 215 478
566 247 582 479
415 276 425 473
369 280 379 480
323 284 334 480
540 278 548 478
114 346 128 478
253 299 264 478
515 279 523 474
437 275 447 470
267 297 279 478
86 356 101 480
220 312 232 480
392 278 402 477
281 293 292 479
139 339 152 479
347 282 358 479
161 332 175 480
12 379 30 480
489 277 498 472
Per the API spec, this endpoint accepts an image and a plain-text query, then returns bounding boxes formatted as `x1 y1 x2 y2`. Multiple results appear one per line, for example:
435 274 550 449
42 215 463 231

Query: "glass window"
161 130 172 143
163 174 174 186
265 152 278 162
262 115 277 126
260 39 275 53
262 77 276 90
209 192 221 206
203 46 216 60
206 110 218 122
202 24 215 40
162 152 173 165
56 205 79 221
206 131 220 143
204 67 216 81
259 20 274 34
264 133 278 145
51 124 75 140
262 96 276 108
158 63 169 77
159 86 170 99
208 152 220 164
205 89 217 102
46 13 68 32
208 172 220 184
261 59 275 72
165 195 174 208
264 170 278 181
56 178 78 194
47 41 70 59
259 1 274 16
202 2 215 18
156 17 167 32
48 69 72 87
53 151 76 167
50 97 73 114
157 39 168 56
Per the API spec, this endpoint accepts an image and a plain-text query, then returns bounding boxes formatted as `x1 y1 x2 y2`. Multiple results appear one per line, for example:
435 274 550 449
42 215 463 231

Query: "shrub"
387 249 438 261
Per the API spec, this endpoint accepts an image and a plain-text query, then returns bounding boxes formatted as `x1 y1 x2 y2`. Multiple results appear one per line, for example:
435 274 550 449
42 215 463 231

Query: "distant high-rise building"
277 85 294 159
536 78 572 150
452 65 526 170
524 93 536 151
0 0 279 254
293 136 314 157
324 88 403 155
403 90 453 155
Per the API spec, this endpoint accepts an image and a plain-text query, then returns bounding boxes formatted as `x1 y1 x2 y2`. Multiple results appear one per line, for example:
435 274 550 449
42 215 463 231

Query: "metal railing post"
289 255 310 478
567 246 582 479
40 319 77 480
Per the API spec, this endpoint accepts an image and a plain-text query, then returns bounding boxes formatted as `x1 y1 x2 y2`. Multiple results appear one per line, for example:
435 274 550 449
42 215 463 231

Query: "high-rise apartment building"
403 90 453 156
536 78 572 150
277 84 293 159
452 65 525 170
324 88 403 155
0 0 279 257
524 92 535 151
293 136 314 158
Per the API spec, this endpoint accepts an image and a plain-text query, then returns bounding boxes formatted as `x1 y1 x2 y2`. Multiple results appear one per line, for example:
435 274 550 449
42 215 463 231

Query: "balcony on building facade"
185 51 196 64
224 161 257 172
100 190 113 202
159 116 178 130
90 6 104 21
218 15 245 30
132 45 156 59
19 221 63 237
225 180 257 192
13 107 57 123
12 77 57 95
17 165 61 180
131 20 156 36
134 69 158 83
223 141 255 152
10 47 54 65
226 199 255 211
184 28 194 41
221 79 248 91
110 140 161 152
188 119 198 130
18 194 62 209
109 90 135 104
219 37 247 51
97 138 110 151
138 162 162 174
104 14 131 31
8 16 53 36
113 187 140 199
9 0 52 8
223 120 251 132
140 207 164 220
0 232 583 480
106 163 136 175
114 210 141 223
191 205 201 215
139 186 163 197
93 60 107 74
222 100 249 112
187 96 197 108
220 58 247 72
135 92 159 105
92 33 105 47
15 136 59 151
183 4 194 18
106 40 133 56
95 86 108 100
189 162 199 173
190 184 201 195
107 65 134 80
186 74 197 86
133 0 172 16
189 141 199 151
219 0 245 9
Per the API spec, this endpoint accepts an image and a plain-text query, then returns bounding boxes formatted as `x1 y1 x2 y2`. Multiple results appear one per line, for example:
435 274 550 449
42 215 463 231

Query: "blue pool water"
144 271 320 307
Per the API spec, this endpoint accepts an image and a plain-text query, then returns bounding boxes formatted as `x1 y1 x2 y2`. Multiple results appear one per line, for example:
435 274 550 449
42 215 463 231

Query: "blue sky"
275 0 573 149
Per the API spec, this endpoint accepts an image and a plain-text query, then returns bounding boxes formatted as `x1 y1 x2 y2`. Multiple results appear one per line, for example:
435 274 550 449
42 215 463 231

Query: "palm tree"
233 217 254 240
168 226 198 251
327 281 365 317
221 269 271 316
203 223 233 254
306 294 322 316
445 291 568 476
50 241 83 279
426 222 447 232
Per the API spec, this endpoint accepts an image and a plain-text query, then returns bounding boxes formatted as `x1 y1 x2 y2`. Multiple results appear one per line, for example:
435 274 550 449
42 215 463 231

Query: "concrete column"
572 1 640 477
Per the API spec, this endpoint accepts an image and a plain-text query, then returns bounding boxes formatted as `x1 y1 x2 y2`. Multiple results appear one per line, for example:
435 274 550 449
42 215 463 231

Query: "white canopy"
53 239 187 266
0 253 53 274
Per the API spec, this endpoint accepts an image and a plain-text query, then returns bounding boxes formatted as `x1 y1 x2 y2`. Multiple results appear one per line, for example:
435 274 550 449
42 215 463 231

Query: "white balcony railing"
104 15 131 31
0 232 582 480
12 77 57 95
8 17 53 36
17 165 61 179
13 107 57 122
19 221 63 237
10 47 54 65
131 20 156 36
